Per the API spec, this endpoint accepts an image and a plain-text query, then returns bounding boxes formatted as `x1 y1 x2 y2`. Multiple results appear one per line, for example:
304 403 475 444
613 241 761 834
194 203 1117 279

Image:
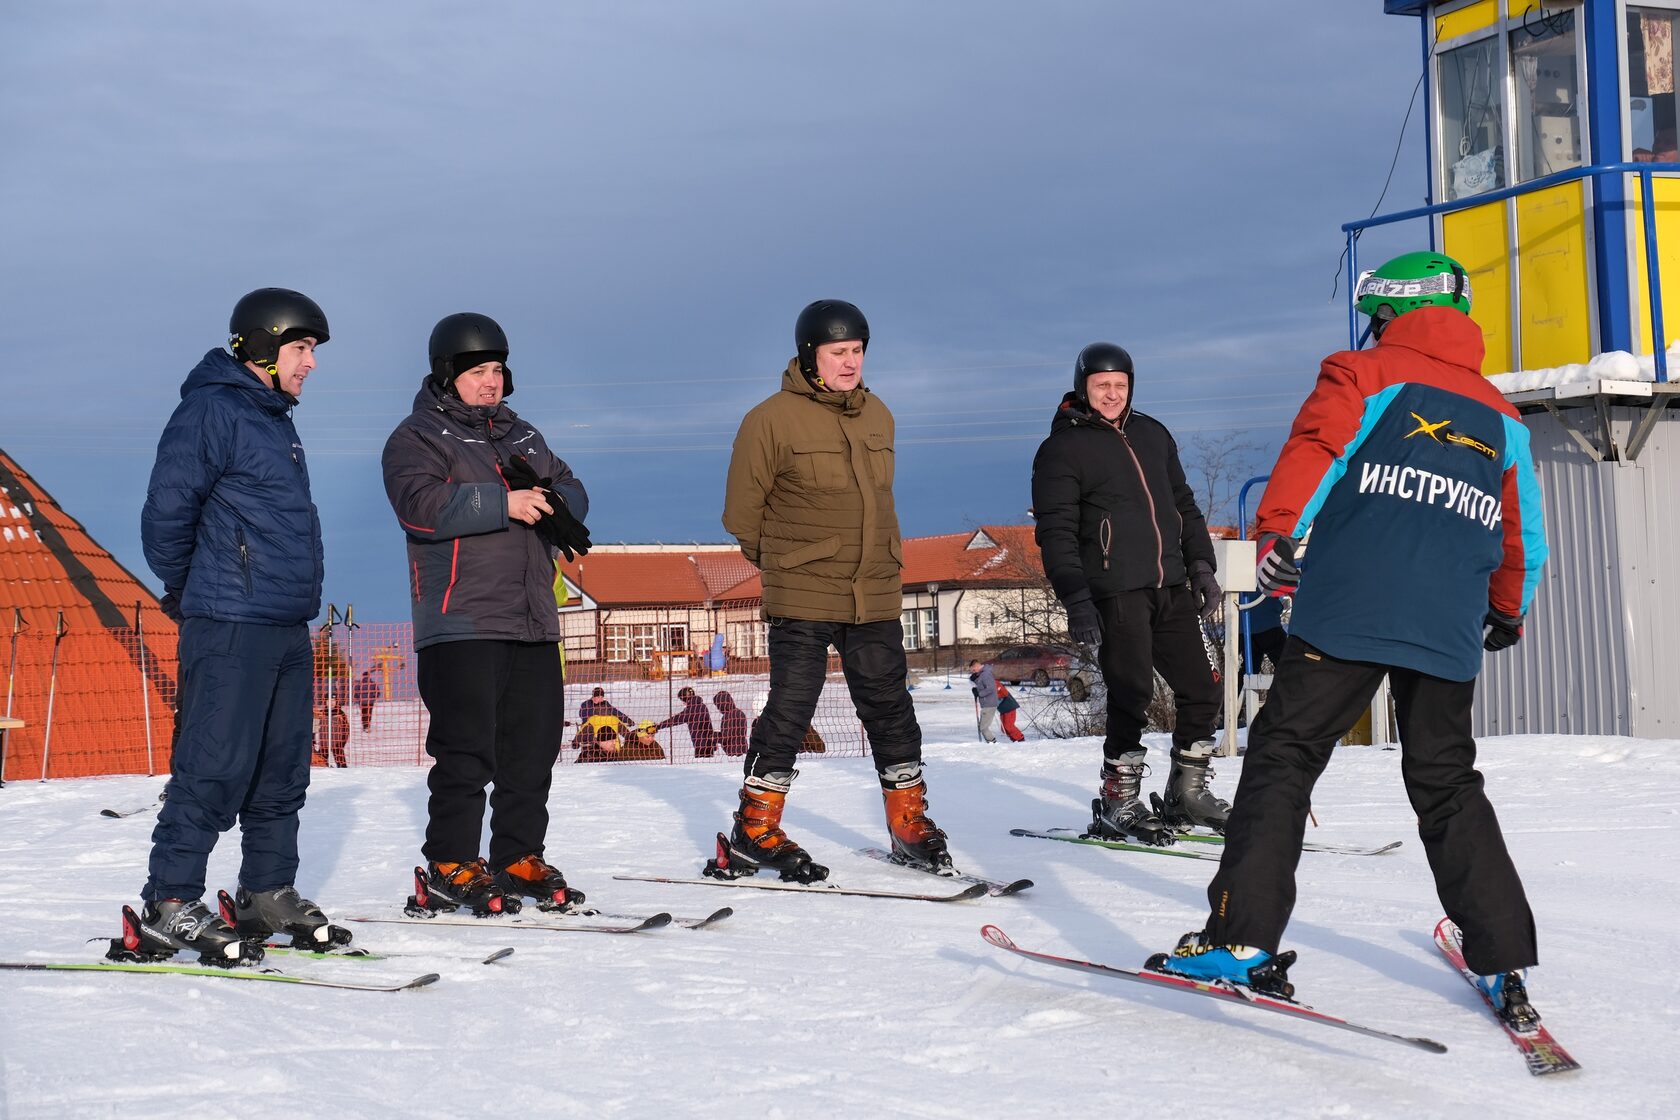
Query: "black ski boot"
704 773 829 884
107 899 262 967
1160 740 1231 833
880 764 954 875
217 886 353 950
495 854 587 912
1087 753 1174 846
405 858 521 917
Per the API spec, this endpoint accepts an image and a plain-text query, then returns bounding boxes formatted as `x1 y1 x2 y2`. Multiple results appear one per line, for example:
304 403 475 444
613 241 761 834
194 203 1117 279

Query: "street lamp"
928 582 941 670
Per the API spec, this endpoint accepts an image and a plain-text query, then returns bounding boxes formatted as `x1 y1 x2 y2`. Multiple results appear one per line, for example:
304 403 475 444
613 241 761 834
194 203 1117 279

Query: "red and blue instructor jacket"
1256 307 1547 682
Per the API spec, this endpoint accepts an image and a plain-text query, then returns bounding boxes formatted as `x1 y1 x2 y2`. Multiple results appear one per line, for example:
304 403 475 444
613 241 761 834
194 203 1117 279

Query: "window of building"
658 624 688 652
1438 33 1505 199
630 624 657 662
727 621 766 659
901 610 921 651
1509 7 1583 182
1629 6 1680 162
604 625 631 663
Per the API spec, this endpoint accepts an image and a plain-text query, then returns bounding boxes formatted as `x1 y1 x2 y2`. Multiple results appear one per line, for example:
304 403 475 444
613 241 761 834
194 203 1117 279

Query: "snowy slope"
0 679 1673 1118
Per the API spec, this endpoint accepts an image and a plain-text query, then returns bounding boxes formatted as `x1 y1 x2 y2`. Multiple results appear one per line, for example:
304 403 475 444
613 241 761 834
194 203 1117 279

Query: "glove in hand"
1255 533 1301 597
1189 562 1222 622
1483 609 1523 652
1062 588 1103 648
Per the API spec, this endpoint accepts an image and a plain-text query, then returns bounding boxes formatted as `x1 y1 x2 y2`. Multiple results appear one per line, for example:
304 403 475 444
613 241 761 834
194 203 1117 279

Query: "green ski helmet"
1355 251 1471 336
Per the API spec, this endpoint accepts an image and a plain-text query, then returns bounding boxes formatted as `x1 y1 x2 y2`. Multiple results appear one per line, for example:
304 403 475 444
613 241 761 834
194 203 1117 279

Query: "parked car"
990 645 1093 701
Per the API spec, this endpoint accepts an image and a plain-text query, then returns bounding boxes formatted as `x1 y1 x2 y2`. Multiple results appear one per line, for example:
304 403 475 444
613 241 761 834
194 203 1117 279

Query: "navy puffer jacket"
382 379 587 649
142 348 324 625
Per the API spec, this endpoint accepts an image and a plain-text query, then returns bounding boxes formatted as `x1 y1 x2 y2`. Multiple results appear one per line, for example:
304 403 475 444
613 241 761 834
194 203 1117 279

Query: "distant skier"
714 299 951 881
122 288 346 965
1031 341 1226 845
1151 252 1550 1029
382 312 592 915
654 686 720 758
352 668 380 733
968 659 1000 743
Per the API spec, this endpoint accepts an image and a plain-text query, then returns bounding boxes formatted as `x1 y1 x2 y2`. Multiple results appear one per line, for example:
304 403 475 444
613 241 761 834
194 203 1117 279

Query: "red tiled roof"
901 525 1043 588
557 553 715 607
0 448 176 779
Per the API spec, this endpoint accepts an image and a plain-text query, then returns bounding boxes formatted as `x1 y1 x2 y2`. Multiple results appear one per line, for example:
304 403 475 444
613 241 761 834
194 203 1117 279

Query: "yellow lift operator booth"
1348 2 1680 738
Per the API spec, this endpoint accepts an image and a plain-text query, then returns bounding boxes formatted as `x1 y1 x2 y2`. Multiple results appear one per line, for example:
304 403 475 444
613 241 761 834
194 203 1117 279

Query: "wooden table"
0 715 22 786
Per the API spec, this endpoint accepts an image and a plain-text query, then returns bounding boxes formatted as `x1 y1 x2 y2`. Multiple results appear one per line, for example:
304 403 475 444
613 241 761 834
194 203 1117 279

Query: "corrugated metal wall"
1474 404 1680 738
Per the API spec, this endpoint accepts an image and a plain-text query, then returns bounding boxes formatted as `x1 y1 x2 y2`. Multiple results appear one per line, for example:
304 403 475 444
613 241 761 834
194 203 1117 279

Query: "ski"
346 912 672 935
99 795 163 819
1009 827 1224 861
585 906 735 930
982 925 1445 1055
612 873 989 902
1173 833 1403 857
264 944 516 966
854 848 1033 896
1433 917 1580 1075
0 959 438 991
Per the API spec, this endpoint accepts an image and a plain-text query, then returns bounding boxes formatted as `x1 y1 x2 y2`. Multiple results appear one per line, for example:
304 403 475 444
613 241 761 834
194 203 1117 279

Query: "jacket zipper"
236 526 253 595
1099 516 1112 571
1115 429 1164 587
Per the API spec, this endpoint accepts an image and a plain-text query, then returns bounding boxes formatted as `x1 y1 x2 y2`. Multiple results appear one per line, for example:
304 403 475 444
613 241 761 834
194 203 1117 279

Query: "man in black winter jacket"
1031 342 1227 846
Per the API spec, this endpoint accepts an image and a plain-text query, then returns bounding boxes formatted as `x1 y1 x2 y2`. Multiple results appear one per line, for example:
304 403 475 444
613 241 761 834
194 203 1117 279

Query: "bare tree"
1181 430 1272 532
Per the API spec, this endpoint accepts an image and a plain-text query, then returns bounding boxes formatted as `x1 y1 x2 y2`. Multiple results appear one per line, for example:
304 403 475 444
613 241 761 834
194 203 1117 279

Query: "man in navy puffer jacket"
125 288 346 965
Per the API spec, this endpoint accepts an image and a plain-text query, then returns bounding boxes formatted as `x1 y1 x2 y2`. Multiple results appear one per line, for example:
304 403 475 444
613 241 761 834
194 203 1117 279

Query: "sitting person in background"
655 686 720 758
713 691 750 756
571 712 625 750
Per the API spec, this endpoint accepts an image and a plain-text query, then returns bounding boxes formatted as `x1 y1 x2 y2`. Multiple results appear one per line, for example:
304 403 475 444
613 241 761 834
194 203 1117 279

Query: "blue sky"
0 2 1432 619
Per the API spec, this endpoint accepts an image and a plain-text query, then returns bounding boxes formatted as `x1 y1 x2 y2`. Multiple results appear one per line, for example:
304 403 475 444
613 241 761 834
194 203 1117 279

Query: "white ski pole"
136 601 155 776
38 611 65 781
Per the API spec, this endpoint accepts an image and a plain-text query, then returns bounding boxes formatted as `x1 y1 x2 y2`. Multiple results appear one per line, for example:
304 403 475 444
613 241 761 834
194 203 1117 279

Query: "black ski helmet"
428 312 513 396
1073 342 1133 398
795 299 869 378
229 288 330 370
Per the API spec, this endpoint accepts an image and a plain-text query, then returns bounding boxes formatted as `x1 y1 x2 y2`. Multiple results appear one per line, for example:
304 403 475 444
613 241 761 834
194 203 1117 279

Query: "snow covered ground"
0 678 1674 1118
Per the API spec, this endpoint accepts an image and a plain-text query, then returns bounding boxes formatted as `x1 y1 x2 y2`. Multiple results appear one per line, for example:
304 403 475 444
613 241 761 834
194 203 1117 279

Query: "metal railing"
1342 160 1680 382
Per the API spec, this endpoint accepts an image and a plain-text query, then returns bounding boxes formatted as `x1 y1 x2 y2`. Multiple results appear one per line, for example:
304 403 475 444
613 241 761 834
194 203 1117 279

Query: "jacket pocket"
789 441 850 491
888 537 904 569
774 535 842 570
235 526 253 596
863 435 894 489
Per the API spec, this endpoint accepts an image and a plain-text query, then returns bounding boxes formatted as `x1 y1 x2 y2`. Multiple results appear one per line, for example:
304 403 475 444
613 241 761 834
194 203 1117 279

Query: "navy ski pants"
745 617 921 780
144 619 313 901
1204 636 1537 975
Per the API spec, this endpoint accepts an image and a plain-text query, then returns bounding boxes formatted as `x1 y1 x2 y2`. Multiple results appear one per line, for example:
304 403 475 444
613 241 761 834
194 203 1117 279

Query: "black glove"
1062 588 1103 647
159 591 184 624
1189 561 1222 622
502 455 548 492
537 498 592 562
1255 533 1301 597
1483 609 1523 652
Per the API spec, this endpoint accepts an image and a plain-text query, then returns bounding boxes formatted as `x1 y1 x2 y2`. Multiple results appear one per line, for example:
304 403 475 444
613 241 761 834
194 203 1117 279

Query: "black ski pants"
745 617 921 779
417 640 563 870
1097 586 1221 760
1204 636 1536 975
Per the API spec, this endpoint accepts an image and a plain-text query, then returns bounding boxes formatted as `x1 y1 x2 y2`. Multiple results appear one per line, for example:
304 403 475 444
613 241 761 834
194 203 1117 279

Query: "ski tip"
1006 828 1033 837
702 906 734 924
644 913 674 930
1413 1037 1449 1054
980 924 1014 950
482 948 515 965
98 809 121 818
406 973 442 989
991 879 1035 896
951 883 990 901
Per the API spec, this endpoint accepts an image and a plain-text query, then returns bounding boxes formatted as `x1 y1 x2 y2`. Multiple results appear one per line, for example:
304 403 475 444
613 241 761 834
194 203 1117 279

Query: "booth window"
1629 6 1680 162
1439 35 1505 199
1510 7 1584 182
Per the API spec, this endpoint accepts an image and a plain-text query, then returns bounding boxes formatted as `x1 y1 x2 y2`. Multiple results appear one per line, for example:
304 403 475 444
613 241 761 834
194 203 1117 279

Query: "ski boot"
495 853 587 913
1158 740 1231 833
880 764 954 875
107 899 262 967
217 886 353 951
1146 930 1296 999
704 772 829 884
1086 752 1174 846
405 858 521 918
1475 969 1541 1032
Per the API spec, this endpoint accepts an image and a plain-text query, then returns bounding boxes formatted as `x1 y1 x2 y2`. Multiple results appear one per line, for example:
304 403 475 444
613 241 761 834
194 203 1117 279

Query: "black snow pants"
417 640 563 870
1204 636 1537 975
744 617 921 780
1097 585 1221 760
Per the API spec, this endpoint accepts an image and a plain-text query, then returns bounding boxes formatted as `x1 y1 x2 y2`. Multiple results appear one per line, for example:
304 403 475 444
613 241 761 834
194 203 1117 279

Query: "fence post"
38 611 65 781
2 608 25 785
136 601 155 776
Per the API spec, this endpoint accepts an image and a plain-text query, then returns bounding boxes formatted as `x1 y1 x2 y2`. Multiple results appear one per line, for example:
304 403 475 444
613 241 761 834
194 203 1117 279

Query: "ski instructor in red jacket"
1153 252 1550 1033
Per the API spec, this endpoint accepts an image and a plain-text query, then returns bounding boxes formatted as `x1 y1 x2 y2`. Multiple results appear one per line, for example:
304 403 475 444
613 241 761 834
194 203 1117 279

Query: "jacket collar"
779 358 868 417
1375 306 1485 373
1049 391 1129 434
412 376 518 433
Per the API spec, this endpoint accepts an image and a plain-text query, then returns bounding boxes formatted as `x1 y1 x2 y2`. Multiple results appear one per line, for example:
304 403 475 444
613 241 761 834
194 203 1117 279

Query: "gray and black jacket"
381 379 587 650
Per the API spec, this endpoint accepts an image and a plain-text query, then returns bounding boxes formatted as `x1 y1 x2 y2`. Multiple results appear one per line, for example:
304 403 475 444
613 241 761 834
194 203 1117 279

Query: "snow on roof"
1488 342 1680 396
